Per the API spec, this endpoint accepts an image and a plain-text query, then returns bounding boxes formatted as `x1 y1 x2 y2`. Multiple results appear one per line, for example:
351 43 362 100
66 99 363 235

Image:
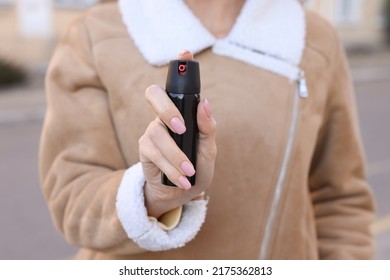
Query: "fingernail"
203 98 212 118
179 50 191 56
170 117 186 134
179 176 192 190
181 161 195 177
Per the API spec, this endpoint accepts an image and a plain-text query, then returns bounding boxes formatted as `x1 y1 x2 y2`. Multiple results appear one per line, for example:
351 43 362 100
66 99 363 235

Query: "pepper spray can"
162 60 201 187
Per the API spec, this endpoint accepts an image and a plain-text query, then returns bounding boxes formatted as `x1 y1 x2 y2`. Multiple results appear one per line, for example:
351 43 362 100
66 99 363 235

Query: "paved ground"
0 68 78 259
0 49 389 260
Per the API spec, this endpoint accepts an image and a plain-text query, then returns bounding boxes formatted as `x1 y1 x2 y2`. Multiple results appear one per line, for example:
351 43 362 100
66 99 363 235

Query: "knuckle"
139 120 165 148
209 144 218 160
148 120 164 139
145 84 161 101
157 106 174 123
173 153 187 168
210 118 217 132
138 134 152 158
138 134 146 148
148 148 163 164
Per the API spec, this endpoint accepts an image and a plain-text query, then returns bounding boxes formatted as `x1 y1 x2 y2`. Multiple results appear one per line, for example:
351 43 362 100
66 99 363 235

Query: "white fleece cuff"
116 162 208 251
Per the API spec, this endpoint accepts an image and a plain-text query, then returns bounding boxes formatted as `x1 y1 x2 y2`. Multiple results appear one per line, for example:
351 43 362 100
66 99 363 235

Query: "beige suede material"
39 3 375 259
149 206 183 231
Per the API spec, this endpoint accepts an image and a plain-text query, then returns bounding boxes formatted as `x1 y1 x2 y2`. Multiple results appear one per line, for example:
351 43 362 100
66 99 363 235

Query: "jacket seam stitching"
305 43 331 66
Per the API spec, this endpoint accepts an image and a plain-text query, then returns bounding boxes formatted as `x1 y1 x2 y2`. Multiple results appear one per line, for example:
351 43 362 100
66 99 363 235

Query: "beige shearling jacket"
39 0 375 259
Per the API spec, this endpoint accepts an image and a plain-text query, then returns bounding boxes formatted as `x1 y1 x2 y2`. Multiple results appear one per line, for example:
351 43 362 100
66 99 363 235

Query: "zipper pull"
298 70 308 98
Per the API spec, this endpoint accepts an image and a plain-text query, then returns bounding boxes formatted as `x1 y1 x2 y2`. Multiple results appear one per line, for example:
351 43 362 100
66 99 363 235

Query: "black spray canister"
162 60 200 187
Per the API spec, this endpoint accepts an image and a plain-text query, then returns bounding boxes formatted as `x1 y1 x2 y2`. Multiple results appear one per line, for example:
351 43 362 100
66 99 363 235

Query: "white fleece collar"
119 0 306 80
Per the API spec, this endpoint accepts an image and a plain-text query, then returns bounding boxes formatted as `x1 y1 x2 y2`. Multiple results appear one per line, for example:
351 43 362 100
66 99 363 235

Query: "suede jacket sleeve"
39 16 207 256
308 32 376 259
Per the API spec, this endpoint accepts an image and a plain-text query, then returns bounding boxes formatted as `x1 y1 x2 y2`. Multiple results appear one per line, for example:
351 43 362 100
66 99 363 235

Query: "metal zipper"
258 71 308 259
226 40 310 258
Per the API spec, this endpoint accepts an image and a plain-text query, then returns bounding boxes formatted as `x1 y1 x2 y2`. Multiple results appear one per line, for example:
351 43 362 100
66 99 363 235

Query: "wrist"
144 181 184 218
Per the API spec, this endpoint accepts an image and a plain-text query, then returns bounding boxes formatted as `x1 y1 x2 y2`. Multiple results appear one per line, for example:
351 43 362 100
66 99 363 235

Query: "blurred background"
0 0 389 259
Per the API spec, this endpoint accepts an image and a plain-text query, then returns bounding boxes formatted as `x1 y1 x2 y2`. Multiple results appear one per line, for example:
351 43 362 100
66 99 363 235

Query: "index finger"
145 50 195 134
145 85 186 135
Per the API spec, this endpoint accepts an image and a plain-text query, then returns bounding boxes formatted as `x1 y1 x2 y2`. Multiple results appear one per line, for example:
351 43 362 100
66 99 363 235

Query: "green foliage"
385 0 390 20
0 58 26 87
384 0 390 42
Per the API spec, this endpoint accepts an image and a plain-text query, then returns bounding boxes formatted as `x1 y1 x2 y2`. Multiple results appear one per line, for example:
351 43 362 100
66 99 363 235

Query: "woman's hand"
139 51 217 218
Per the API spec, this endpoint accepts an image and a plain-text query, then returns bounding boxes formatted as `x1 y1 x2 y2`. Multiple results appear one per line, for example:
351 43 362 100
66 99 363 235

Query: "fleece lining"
116 162 208 251
119 0 306 80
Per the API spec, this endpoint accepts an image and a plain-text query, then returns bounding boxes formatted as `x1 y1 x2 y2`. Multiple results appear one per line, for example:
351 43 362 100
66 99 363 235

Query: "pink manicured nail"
179 176 192 190
170 117 186 134
181 161 195 177
203 98 212 118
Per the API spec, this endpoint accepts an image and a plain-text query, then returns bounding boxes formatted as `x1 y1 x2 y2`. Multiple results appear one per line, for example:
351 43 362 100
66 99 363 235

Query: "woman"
40 0 375 259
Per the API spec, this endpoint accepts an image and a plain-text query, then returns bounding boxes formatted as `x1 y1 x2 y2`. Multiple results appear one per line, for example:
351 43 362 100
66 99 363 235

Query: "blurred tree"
385 0 390 43
0 58 26 88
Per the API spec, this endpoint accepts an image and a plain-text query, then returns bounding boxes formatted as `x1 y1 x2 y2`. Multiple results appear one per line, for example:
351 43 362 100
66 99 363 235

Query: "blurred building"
0 0 386 67
305 0 386 49
0 0 99 66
